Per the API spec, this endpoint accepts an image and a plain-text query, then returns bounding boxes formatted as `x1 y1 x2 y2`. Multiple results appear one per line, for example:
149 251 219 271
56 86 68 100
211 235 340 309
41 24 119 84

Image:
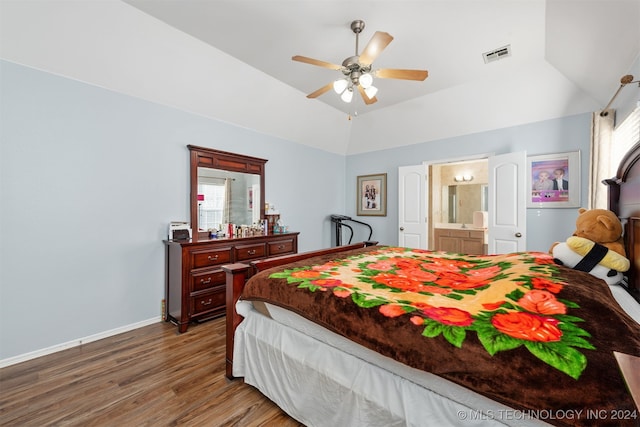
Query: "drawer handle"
247 249 256 255
207 255 219 261
277 244 285 250
199 278 211 285
200 298 212 306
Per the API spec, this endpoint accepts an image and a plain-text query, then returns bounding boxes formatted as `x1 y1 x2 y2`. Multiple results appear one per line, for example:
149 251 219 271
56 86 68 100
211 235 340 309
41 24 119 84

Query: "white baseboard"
0 316 162 369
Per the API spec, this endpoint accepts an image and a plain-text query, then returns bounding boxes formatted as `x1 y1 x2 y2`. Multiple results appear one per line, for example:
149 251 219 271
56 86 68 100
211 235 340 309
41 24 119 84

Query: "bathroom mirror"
445 184 488 224
188 145 266 240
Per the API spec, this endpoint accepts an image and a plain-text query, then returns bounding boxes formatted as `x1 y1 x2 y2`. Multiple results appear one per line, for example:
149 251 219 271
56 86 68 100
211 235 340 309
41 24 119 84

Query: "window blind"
612 106 640 173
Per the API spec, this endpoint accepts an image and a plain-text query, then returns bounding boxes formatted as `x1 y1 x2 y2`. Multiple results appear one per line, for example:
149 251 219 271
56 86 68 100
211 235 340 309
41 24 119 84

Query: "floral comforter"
240 246 640 426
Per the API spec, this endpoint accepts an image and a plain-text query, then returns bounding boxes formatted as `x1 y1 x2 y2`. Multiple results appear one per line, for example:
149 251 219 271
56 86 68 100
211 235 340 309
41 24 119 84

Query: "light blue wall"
345 114 593 252
0 60 344 360
0 58 613 362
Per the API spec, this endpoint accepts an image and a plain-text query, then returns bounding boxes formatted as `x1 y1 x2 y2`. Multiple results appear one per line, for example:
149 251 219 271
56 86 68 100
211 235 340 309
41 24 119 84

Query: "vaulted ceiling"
2 1 639 155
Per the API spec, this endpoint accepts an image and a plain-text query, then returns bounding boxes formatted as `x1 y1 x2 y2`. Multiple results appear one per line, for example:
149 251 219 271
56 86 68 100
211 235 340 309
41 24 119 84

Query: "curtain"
223 178 232 223
588 109 615 209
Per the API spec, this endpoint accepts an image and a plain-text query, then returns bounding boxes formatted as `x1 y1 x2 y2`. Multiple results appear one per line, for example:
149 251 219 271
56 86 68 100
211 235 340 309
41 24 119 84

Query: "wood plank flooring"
0 317 304 426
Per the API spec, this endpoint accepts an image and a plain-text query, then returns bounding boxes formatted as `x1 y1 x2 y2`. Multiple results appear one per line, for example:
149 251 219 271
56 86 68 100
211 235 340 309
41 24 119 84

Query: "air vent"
482 45 511 64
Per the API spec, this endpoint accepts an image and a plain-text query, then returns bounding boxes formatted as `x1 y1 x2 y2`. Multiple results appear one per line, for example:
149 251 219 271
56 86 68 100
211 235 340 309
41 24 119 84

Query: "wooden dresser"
166 232 298 332
433 227 486 254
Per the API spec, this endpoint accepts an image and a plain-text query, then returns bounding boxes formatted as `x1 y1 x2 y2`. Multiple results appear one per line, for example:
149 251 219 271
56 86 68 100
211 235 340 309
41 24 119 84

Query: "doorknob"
515 232 522 237
400 227 405 231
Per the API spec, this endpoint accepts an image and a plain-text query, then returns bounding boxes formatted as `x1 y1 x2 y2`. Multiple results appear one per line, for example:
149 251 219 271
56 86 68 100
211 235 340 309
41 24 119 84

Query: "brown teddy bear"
571 208 626 257
549 208 629 285
550 208 625 256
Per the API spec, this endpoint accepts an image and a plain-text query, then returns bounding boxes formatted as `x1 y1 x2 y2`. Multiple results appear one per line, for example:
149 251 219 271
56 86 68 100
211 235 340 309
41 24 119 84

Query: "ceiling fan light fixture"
364 85 378 99
333 79 348 94
341 87 354 103
293 20 428 106
359 73 373 88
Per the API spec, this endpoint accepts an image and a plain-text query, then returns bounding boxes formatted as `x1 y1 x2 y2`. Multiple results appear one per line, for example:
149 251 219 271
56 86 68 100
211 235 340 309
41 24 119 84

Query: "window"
612 106 640 174
198 178 226 231
591 106 639 209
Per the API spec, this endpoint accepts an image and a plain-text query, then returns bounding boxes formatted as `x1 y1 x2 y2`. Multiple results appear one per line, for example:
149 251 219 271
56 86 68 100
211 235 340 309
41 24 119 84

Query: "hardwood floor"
0 317 304 426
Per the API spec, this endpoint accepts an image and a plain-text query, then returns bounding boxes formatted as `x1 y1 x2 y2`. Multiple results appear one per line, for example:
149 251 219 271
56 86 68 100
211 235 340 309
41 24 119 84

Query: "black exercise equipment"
330 214 373 246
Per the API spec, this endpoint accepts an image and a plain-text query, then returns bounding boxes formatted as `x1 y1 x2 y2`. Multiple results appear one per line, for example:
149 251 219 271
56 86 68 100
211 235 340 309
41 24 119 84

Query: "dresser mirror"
188 145 266 239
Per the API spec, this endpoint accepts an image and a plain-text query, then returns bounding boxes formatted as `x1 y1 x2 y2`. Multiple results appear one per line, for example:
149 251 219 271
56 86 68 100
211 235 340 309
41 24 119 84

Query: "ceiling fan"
292 20 428 105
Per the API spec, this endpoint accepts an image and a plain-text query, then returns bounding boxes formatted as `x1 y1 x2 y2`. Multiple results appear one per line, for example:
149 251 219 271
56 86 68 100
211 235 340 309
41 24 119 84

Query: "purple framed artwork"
527 151 580 208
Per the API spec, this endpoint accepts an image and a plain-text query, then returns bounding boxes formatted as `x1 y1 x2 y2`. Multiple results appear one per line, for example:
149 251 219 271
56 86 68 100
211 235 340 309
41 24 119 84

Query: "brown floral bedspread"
240 246 640 426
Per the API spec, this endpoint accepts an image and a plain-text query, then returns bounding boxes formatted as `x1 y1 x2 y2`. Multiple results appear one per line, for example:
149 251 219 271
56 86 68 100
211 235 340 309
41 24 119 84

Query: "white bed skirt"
233 301 550 427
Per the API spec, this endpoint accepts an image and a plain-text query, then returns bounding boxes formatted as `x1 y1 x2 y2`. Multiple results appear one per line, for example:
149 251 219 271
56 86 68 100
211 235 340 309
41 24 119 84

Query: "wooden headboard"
604 142 640 301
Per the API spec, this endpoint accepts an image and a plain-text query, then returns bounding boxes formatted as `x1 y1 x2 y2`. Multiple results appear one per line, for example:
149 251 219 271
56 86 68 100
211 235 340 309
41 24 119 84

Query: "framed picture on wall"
527 151 580 208
357 173 387 216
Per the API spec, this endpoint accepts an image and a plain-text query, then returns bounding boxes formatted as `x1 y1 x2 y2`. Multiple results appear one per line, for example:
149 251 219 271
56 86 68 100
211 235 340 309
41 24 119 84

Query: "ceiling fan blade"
306 82 334 99
292 55 342 70
357 85 378 105
376 68 429 81
359 31 393 65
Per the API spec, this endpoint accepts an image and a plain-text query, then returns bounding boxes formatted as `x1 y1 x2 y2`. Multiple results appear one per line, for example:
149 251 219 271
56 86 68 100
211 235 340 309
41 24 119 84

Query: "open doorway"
428 158 489 252
399 152 526 254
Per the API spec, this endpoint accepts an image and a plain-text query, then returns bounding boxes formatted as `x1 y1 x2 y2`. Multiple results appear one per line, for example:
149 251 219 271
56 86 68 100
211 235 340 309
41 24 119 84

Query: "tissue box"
473 211 488 228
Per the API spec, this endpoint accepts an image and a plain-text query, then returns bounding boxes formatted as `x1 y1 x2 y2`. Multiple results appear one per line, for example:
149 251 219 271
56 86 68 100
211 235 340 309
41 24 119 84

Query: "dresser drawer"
268 239 295 256
191 269 226 292
191 286 225 316
235 243 266 261
191 247 232 269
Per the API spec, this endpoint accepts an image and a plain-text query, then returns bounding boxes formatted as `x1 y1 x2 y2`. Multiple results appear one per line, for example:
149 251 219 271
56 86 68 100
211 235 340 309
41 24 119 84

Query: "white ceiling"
2 1 639 155
124 0 550 116
122 0 638 113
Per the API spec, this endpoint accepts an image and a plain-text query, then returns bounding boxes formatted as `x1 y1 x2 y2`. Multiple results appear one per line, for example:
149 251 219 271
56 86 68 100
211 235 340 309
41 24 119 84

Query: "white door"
488 151 527 253
398 165 426 248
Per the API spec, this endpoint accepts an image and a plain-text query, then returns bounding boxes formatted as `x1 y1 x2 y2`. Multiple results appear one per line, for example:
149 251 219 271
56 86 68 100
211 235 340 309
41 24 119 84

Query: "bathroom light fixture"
454 175 474 182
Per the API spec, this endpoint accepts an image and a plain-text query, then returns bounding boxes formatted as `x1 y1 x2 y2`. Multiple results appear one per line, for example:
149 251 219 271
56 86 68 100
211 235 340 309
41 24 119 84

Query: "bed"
222 144 640 427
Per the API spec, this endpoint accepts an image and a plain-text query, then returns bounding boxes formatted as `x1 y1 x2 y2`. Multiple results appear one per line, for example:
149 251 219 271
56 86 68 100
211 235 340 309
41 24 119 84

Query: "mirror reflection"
197 167 261 231
443 184 488 224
